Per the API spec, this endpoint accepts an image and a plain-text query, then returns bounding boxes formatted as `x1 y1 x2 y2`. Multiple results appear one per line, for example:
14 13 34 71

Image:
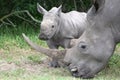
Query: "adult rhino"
37 3 87 67
22 0 120 79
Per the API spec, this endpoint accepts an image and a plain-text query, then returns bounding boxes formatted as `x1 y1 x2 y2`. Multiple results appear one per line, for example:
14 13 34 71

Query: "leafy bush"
0 0 92 19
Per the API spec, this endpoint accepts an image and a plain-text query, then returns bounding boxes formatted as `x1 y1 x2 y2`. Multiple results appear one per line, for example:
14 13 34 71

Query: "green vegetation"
0 24 120 80
0 0 92 28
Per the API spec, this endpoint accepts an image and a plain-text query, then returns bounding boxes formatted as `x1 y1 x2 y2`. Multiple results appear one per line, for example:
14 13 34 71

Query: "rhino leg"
46 40 60 68
48 39 72 67
47 40 59 49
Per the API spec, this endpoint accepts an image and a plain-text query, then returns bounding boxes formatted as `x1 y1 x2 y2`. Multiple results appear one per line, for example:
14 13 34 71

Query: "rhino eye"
78 42 88 50
52 25 54 28
81 45 86 49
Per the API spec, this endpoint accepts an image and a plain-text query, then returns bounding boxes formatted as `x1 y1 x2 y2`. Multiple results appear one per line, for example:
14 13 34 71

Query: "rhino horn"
22 33 66 59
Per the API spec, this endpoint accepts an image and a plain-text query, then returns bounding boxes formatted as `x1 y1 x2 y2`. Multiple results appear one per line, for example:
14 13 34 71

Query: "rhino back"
59 11 87 39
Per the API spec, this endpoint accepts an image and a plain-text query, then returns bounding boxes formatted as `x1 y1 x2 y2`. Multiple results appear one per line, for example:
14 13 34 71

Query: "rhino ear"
37 3 47 14
87 0 105 20
56 5 62 16
93 0 105 12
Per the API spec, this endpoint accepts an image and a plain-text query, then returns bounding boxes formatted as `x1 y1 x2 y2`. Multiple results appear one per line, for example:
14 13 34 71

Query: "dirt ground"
0 48 46 71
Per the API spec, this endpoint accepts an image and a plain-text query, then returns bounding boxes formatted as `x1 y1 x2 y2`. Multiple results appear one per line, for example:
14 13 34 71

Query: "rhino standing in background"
37 3 88 67
22 0 120 78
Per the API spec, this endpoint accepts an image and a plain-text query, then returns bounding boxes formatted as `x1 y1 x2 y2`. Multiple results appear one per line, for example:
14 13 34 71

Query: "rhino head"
64 0 116 78
23 0 120 79
37 3 62 40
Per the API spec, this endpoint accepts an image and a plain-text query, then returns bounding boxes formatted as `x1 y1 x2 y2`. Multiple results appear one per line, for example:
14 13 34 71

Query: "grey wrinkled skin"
23 0 120 79
64 0 120 78
37 3 87 67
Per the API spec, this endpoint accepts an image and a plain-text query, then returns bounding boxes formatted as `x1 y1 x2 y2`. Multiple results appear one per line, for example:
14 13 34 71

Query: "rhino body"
64 0 120 78
37 4 87 67
37 4 87 49
44 11 87 49
23 0 120 79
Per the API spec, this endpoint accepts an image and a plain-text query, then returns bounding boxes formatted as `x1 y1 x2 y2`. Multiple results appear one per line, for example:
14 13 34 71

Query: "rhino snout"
38 33 49 40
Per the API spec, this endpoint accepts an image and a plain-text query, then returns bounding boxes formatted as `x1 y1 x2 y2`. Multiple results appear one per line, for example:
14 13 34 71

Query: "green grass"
0 25 120 80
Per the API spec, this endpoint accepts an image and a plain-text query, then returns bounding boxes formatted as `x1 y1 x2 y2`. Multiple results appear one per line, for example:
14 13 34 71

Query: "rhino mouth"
39 36 49 40
69 66 95 79
38 33 49 40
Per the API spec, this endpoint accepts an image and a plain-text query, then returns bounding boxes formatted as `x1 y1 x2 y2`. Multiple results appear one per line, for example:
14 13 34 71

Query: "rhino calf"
37 3 88 67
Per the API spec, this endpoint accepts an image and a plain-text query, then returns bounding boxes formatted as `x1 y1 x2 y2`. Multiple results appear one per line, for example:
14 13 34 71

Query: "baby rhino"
37 3 88 67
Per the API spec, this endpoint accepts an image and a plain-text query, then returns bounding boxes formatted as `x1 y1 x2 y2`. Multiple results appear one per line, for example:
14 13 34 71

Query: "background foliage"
0 0 92 27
